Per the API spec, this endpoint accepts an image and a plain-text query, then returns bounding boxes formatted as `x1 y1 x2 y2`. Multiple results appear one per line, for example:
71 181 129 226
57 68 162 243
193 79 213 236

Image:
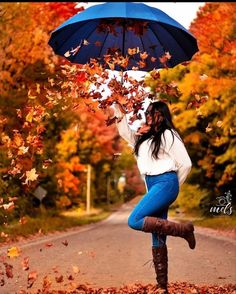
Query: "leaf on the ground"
1 201 15 211
21 257 29 271
45 243 53 248
67 274 74 280
52 266 59 273
1 232 8 238
7 246 21 258
88 250 96 258
0 268 5 286
19 216 28 225
3 262 13 278
42 275 52 290
55 274 63 283
62 240 68 246
27 270 38 288
72 265 80 274
14 281 236 293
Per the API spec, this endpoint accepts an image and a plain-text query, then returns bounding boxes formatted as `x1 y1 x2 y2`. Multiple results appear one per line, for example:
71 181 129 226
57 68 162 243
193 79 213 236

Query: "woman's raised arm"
112 103 136 147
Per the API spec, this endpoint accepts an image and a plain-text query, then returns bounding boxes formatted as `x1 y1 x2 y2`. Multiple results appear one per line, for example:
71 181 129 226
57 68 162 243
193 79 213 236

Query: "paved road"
0 202 235 293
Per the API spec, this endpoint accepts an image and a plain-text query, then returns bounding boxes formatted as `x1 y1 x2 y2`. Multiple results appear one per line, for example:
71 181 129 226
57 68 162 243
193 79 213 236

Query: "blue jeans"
127 171 179 248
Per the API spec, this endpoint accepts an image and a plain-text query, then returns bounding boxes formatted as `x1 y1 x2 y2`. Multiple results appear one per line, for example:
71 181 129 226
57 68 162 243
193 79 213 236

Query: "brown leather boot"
143 216 196 249
152 244 168 294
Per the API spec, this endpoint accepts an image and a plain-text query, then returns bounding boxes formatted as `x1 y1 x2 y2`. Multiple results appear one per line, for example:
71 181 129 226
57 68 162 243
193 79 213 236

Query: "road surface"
0 201 235 293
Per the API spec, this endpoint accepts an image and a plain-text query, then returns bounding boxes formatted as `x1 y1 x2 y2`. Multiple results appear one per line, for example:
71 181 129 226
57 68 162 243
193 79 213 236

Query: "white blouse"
113 104 192 187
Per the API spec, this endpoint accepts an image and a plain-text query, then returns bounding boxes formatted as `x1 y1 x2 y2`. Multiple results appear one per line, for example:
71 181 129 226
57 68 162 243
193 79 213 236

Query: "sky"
79 2 205 29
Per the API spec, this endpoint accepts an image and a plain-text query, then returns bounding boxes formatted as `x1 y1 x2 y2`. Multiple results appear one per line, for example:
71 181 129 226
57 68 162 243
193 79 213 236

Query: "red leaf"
62 240 68 246
45 243 53 248
55 275 63 283
4 262 13 278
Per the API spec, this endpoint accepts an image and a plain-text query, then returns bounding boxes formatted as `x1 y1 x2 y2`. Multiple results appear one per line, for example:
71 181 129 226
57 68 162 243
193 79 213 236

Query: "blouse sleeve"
162 129 192 187
113 103 136 147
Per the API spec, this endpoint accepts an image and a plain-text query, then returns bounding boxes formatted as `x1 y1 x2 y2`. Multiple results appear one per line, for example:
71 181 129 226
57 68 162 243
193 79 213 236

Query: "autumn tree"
0 2 144 223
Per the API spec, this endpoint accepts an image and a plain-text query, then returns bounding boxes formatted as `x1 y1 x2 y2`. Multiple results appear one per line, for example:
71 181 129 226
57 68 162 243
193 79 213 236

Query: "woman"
111 100 196 293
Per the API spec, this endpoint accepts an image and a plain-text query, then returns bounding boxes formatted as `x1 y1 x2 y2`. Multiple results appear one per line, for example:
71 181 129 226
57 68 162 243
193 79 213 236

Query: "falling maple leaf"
140 51 148 60
24 168 39 185
83 39 89 45
7 246 21 258
136 124 151 135
128 47 138 55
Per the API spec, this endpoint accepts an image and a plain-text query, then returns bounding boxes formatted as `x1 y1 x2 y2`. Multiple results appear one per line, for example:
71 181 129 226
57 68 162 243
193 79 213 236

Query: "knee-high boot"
152 243 168 293
143 216 196 249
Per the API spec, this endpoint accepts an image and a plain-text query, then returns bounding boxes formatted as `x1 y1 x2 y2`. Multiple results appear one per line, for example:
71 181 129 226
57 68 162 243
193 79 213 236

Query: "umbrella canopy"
48 2 198 71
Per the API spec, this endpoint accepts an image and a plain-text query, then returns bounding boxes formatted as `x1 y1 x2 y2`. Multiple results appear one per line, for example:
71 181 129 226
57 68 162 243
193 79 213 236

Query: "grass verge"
169 208 236 231
0 206 112 244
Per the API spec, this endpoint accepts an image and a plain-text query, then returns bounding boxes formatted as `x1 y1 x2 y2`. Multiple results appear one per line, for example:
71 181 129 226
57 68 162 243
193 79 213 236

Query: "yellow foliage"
56 128 79 160
7 246 21 258
185 132 202 145
176 183 208 212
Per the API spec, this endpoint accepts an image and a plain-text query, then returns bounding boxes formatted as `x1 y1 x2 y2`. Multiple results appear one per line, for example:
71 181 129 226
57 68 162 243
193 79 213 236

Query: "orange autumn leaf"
94 41 102 46
140 51 148 60
19 216 28 225
27 271 38 288
7 246 21 258
24 168 39 185
21 257 29 271
55 275 64 283
128 47 138 55
137 60 146 68
72 265 80 274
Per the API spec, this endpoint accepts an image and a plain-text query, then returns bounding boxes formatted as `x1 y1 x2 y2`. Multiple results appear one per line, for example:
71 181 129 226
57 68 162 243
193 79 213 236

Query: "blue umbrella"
48 2 198 71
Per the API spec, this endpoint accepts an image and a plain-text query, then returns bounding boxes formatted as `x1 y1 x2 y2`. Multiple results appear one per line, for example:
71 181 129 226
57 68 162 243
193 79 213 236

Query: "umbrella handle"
121 70 124 84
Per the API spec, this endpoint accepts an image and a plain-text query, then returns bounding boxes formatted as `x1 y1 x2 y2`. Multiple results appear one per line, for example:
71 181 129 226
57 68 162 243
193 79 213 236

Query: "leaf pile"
16 282 236 294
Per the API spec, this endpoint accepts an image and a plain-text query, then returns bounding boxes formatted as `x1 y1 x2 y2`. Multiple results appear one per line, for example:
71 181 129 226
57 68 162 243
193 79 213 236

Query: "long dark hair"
134 101 183 159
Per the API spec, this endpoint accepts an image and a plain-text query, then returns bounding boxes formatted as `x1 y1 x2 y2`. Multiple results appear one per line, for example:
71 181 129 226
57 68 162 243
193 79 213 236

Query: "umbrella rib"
157 23 190 60
148 23 169 55
139 35 146 52
54 21 93 54
97 31 110 59
71 22 102 63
